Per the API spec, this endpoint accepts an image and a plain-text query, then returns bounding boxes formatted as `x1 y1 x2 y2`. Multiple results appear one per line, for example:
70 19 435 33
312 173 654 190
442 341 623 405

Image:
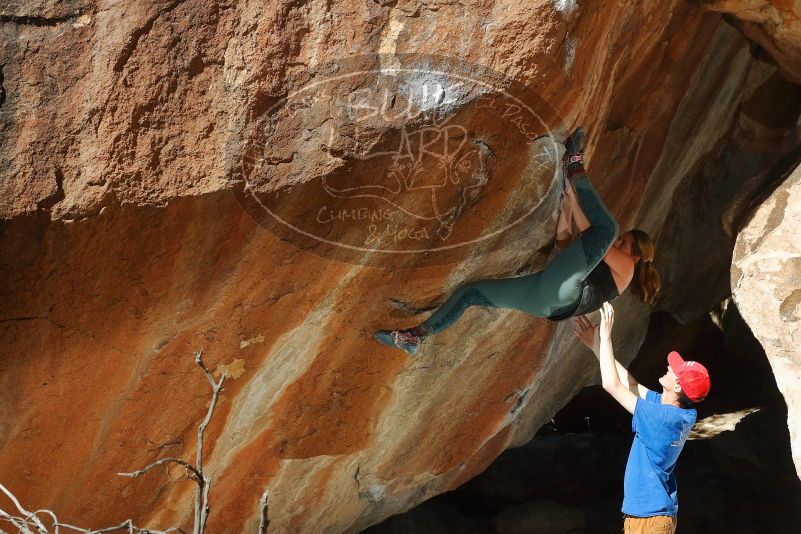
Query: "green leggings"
419 173 619 333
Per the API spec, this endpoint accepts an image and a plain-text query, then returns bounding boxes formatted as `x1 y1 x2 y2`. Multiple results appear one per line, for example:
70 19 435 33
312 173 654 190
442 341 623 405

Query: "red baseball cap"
667 351 711 402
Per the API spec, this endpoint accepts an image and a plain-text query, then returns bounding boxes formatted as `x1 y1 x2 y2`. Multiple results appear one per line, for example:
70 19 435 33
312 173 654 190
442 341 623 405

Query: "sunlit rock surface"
732 166 801 479
1 1 800 532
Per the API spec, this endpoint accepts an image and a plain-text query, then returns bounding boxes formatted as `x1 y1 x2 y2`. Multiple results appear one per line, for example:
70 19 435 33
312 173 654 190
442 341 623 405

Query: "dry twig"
257 490 270 534
0 351 271 534
117 351 224 534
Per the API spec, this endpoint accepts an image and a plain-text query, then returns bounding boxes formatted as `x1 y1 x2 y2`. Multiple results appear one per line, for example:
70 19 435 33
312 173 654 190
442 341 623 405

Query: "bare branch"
257 490 270 534
192 351 224 534
53 518 184 534
55 518 132 533
85 519 135 533
31 510 58 529
193 351 212 389
52 520 97 533
198 478 211 534
0 500 182 534
0 512 36 533
0 482 49 532
193 350 225 473
117 458 201 482
0 350 234 534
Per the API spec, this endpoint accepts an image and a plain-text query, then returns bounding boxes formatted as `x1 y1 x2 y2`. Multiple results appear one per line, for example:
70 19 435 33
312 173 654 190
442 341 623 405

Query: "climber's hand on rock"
572 315 598 351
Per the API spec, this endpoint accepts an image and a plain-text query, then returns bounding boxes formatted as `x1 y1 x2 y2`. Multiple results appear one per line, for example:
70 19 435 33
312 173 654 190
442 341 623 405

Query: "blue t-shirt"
622 389 696 517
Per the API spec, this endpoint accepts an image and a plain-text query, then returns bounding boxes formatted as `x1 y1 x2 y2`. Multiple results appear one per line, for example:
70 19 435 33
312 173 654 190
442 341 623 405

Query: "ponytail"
629 229 661 305
632 260 661 304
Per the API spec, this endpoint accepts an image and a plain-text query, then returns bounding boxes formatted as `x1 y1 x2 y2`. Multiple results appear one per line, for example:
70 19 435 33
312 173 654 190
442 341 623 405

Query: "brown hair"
629 229 661 305
677 390 695 408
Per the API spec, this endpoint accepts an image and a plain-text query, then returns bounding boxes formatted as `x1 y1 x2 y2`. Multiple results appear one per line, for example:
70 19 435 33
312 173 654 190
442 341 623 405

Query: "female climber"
374 128 661 355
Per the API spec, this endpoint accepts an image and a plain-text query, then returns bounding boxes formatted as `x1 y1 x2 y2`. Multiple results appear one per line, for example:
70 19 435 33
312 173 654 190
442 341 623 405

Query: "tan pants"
623 515 677 533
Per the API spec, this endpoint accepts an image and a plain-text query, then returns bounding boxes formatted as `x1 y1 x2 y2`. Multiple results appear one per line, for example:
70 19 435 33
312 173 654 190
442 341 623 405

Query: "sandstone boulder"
0 1 800 532
732 165 801 479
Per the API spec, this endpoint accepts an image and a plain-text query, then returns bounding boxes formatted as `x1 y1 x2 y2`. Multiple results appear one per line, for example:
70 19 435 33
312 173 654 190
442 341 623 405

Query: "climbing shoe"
564 127 585 158
564 127 585 174
374 329 421 356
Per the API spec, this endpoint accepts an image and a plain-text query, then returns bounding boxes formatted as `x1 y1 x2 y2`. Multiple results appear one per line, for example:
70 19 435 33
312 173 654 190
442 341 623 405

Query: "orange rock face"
1 1 799 532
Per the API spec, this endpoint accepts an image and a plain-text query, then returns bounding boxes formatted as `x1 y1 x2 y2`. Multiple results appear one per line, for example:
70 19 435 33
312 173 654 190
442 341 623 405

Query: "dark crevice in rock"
737 140 801 237
0 316 44 324
720 13 766 63
187 55 205 78
36 167 65 212
0 13 82 27
721 13 746 39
